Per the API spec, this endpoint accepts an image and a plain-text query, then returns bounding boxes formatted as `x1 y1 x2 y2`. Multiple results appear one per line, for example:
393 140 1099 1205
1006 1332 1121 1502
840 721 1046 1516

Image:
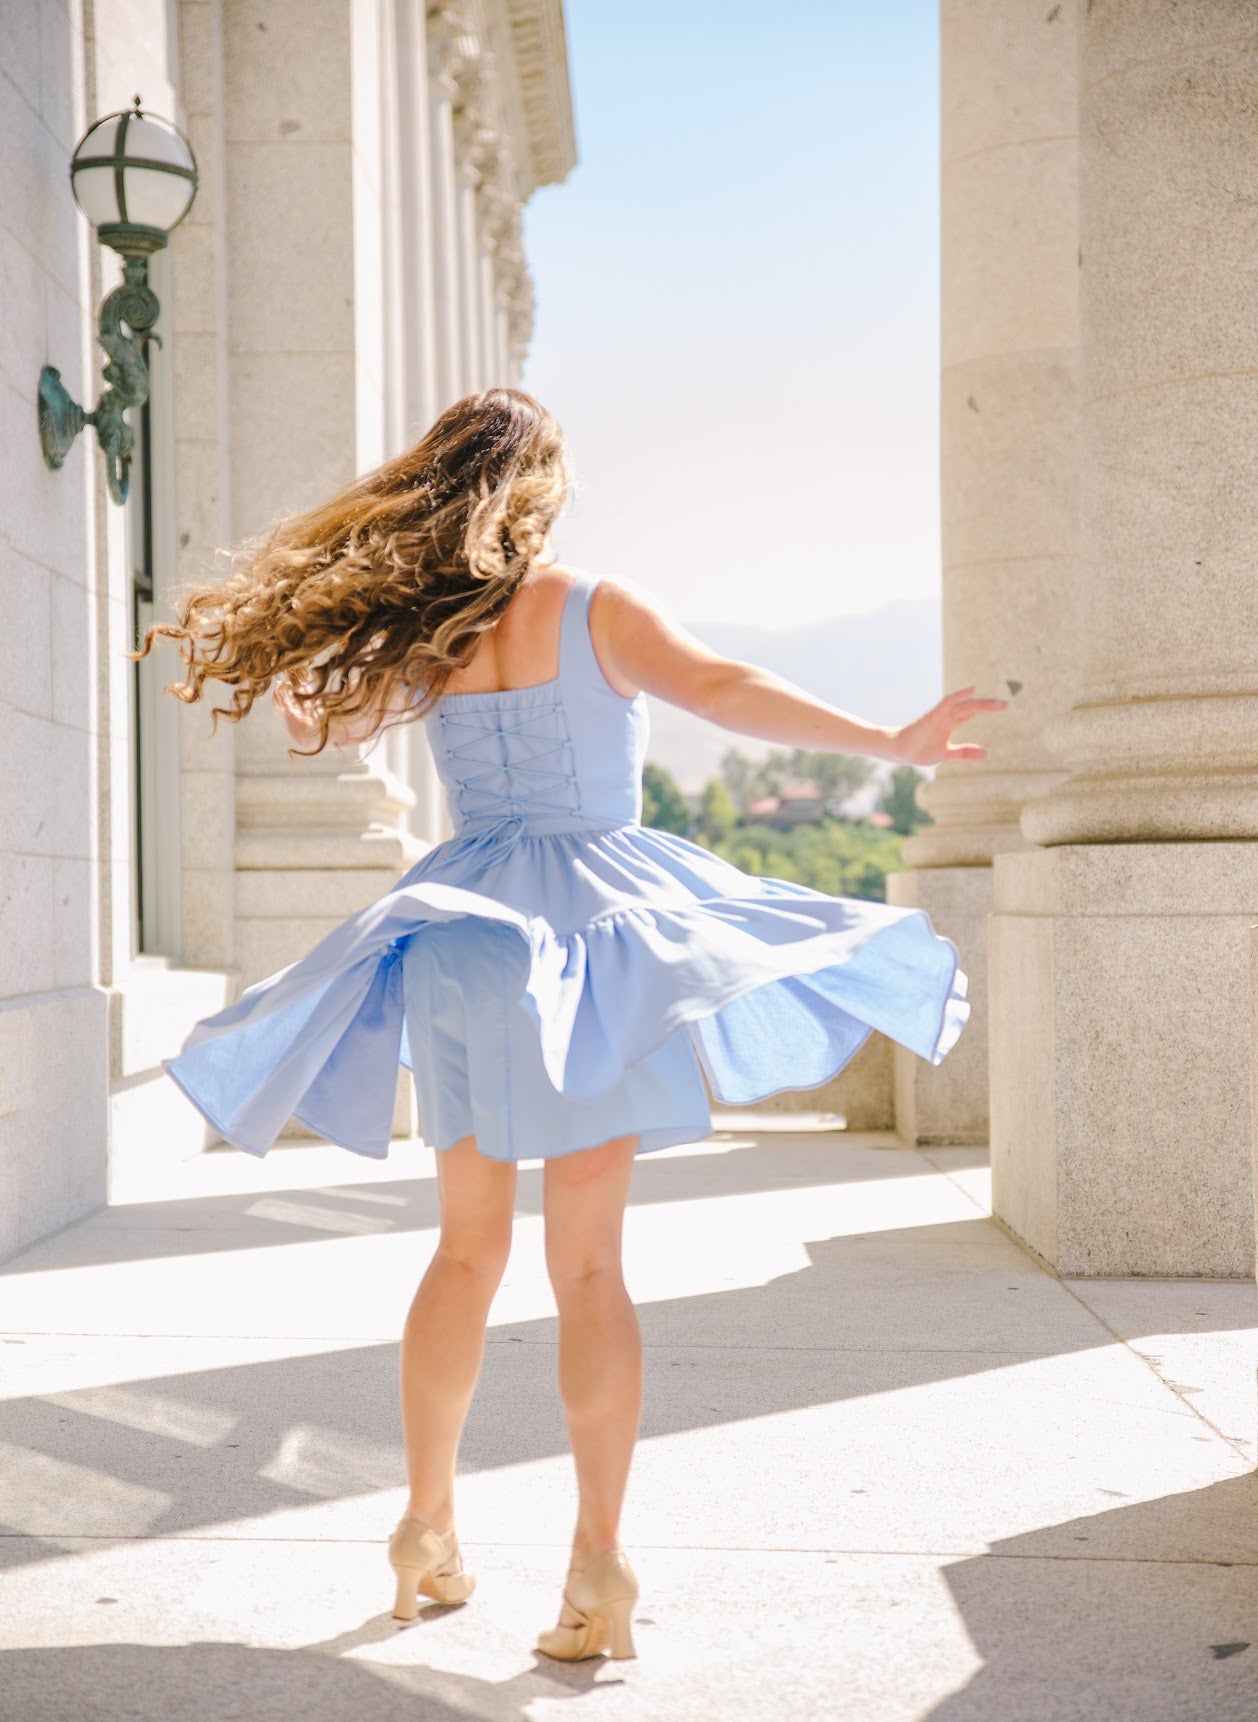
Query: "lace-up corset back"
423 573 649 834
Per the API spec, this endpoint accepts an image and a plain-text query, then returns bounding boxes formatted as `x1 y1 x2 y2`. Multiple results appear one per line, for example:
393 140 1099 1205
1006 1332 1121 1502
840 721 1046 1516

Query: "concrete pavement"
1 1121 1256 1720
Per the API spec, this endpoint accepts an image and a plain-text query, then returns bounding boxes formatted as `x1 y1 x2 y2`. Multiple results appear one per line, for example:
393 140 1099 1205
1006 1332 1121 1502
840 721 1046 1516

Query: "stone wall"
0 0 574 1255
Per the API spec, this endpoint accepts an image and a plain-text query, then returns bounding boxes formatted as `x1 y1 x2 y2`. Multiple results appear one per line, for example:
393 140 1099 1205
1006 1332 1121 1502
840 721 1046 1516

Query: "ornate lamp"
38 97 198 504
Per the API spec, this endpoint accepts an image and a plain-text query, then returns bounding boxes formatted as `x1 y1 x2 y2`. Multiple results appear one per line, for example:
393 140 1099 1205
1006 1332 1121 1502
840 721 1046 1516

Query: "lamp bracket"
37 253 162 505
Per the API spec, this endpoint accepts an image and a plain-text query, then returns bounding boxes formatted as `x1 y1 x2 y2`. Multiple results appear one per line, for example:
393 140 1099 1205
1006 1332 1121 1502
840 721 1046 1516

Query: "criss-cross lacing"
438 702 581 825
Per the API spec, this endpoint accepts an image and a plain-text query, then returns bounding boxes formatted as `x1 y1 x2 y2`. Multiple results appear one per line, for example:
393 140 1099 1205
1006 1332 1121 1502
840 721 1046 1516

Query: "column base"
886 866 992 1145
990 843 1258 1277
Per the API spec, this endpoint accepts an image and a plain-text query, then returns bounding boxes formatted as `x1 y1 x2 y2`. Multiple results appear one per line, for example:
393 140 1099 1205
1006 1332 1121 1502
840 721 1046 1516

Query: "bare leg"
399 1134 516 1533
543 1134 642 1571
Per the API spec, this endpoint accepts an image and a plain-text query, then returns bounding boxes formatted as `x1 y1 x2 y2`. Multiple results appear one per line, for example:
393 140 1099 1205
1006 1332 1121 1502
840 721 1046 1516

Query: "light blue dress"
164 572 970 1161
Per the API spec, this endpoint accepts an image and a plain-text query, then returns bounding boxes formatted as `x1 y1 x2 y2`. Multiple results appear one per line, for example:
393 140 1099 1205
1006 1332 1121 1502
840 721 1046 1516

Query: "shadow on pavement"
0 1133 935 1273
1 1219 1237 1568
926 1473 1258 1722
0 1634 613 1722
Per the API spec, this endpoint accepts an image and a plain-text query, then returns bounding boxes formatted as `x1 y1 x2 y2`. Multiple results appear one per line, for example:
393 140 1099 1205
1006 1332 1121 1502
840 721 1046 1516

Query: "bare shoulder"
587 570 733 708
589 571 682 637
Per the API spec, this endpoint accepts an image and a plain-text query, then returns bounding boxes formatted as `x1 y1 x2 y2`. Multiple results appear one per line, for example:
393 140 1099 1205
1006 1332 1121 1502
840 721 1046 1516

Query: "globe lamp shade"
70 103 197 253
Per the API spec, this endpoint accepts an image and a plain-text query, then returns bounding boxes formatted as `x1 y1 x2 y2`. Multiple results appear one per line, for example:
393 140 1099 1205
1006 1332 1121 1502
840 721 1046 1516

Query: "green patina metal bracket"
38 96 196 506
38 244 163 506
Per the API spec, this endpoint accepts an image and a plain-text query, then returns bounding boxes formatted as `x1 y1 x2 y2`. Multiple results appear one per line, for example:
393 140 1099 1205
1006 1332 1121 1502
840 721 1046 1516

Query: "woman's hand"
272 677 322 746
891 686 1009 767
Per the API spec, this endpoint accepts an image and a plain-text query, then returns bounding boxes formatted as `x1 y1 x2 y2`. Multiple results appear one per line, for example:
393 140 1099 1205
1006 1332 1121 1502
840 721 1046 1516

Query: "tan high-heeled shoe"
388 1515 476 1620
536 1549 639 1661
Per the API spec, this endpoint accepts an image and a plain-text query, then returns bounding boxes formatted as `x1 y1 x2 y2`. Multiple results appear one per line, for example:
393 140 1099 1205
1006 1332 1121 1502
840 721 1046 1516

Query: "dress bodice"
422 573 650 837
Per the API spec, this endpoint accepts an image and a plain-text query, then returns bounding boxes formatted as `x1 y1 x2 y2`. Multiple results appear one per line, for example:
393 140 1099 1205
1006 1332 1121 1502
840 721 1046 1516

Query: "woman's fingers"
944 691 1009 713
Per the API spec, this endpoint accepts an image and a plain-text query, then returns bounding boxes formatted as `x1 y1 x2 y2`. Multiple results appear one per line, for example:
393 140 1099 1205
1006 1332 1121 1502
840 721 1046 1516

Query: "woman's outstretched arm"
593 578 1007 768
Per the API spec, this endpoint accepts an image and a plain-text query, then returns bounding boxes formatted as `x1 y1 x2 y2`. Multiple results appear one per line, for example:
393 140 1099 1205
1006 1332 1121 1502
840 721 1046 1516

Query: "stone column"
989 2 1258 1275
427 11 465 410
397 0 441 437
221 0 421 996
886 0 1082 1144
1252 927 1258 1277
454 156 484 390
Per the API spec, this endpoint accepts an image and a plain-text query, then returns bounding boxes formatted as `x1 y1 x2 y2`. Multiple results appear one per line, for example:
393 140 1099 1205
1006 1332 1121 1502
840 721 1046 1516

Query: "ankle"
570 1530 621 1570
404 1497 455 1537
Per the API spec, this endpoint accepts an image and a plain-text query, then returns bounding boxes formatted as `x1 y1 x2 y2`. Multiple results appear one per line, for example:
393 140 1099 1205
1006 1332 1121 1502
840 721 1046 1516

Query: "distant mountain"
644 596 942 792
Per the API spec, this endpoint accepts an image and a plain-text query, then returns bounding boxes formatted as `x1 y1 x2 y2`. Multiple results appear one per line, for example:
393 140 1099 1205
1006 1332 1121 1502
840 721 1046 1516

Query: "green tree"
707 815 905 902
641 762 692 835
699 778 737 844
877 764 933 836
718 747 756 812
788 749 874 813
748 747 793 800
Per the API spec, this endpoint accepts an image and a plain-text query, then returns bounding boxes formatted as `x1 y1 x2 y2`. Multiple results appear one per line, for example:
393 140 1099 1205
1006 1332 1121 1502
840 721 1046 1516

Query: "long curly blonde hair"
133 388 569 754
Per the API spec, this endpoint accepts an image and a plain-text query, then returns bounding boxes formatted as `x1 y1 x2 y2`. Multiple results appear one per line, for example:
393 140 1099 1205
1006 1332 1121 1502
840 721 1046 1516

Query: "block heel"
388 1516 475 1620
536 1548 639 1662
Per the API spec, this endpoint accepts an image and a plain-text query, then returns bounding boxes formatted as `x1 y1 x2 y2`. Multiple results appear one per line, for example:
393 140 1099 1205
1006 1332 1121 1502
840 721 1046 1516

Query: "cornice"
502 0 576 190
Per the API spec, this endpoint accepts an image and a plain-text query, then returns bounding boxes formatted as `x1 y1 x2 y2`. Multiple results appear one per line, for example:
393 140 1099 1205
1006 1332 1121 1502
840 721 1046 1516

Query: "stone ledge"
107 959 237 1082
994 841 1258 917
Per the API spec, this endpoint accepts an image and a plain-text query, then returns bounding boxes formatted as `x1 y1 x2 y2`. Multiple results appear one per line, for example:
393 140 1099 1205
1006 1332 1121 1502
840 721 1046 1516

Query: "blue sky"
522 0 940 629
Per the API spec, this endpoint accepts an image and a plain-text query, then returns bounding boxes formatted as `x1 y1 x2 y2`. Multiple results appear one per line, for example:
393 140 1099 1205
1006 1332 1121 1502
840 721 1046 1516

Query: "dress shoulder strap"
556 570 601 685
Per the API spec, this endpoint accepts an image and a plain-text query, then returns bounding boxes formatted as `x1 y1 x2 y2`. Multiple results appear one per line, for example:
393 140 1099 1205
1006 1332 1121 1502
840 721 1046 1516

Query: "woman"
136 387 1002 1660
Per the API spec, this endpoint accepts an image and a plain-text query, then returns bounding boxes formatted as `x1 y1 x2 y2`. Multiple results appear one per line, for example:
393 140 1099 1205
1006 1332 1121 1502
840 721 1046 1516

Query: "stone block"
942 135 1078 370
180 769 235 871
0 855 55 999
0 3 41 105
3 551 53 719
1080 379 1258 699
941 556 1082 757
991 843 1258 1277
0 76 80 296
942 350 1081 572
178 698 234 774
888 864 992 1146
1253 922 1258 1283
169 218 221 337
180 866 235 969
49 566 94 729
941 0 1077 162
178 0 220 119
227 352 357 532
0 377 92 584
233 868 395 920
0 222 49 397
225 143 355 358
0 986 107 1262
35 0 80 155
233 919 349 991
51 856 94 990
45 715 95 860
222 0 353 145
110 959 236 1080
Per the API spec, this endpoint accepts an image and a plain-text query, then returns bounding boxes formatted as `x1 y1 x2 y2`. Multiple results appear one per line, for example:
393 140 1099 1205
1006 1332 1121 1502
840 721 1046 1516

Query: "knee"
544 1239 623 1298
436 1223 512 1284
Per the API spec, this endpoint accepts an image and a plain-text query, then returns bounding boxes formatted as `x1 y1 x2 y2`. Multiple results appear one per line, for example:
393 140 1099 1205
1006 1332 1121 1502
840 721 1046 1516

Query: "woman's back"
442 566 633 700
422 569 650 836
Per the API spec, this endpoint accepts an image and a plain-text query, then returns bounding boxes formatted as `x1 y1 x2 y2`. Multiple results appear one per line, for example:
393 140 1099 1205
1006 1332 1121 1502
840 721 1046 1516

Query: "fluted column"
427 9 465 410
907 0 1081 864
397 0 441 436
886 0 1082 1144
454 153 485 389
1021 9 1258 846
222 0 421 994
989 0 1258 1276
